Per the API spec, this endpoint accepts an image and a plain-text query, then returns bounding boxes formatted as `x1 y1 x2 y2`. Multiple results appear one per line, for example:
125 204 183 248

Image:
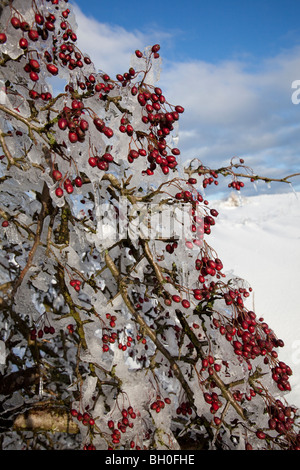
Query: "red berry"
35 13 44 25
29 59 40 72
29 71 39 82
20 21 30 32
47 64 59 76
19 37 28 49
88 157 97 167
65 184 74 194
175 105 184 113
52 170 62 181
104 127 113 138
151 44 160 53
69 131 78 143
28 30 39 41
45 21 55 32
11 17 21 29
58 117 68 130
256 430 266 440
107 420 114 429
80 119 89 132
55 187 64 197
214 417 221 426
181 299 190 309
29 90 39 99
74 177 83 187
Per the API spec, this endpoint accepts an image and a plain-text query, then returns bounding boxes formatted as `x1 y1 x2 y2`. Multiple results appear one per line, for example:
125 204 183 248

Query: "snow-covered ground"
208 189 300 408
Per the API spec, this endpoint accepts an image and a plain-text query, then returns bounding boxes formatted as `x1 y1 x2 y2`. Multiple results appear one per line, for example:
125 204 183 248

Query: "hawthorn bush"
0 0 299 451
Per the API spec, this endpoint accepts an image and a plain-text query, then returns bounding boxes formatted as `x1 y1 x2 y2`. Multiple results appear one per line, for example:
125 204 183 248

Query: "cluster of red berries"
83 443 96 450
102 331 117 352
93 116 114 138
118 335 134 352
267 399 297 437
87 151 115 172
223 287 250 308
136 334 147 345
192 285 212 303
70 408 95 427
176 401 193 416
203 211 218 236
23 59 43 83
101 312 147 353
57 100 90 144
199 167 219 189
30 324 55 340
211 309 286 374
271 361 292 392
201 354 222 375
116 66 137 86
107 406 137 447
0 2 96 107
101 313 117 352
56 39 88 71
195 254 224 283
66 323 74 334
174 188 197 204
53 169 83 197
170 295 191 309
150 396 171 413
255 403 300 449
135 44 161 60
69 278 82 292
228 180 245 191
38 8 77 58
203 391 223 415
101 313 133 352
115 46 184 177
29 89 52 101
165 241 178 254
118 118 134 137
0 2 118 194
119 99 183 175
4 10 72 76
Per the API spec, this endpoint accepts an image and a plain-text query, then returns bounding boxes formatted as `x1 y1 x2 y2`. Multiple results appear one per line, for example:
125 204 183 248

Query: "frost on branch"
0 0 299 451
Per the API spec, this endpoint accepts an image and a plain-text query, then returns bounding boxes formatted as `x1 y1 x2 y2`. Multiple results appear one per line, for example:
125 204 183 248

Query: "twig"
104 250 195 406
10 182 51 298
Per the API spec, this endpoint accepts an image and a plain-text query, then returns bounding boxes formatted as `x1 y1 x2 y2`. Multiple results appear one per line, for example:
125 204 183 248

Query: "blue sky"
72 0 300 64
70 0 300 196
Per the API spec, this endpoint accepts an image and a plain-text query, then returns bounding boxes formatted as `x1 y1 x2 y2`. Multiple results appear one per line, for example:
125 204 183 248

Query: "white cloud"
73 5 144 75
159 49 300 189
73 4 171 76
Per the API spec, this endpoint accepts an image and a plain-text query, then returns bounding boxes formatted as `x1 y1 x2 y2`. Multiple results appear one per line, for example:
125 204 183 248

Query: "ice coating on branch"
0 340 6 374
130 46 162 86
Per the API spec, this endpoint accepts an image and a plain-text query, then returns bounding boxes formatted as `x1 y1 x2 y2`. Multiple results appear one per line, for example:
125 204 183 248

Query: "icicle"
289 182 299 200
